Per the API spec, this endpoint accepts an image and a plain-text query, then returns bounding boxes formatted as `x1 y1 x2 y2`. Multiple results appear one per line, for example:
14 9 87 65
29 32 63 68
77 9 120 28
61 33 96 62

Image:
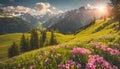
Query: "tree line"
8 29 58 58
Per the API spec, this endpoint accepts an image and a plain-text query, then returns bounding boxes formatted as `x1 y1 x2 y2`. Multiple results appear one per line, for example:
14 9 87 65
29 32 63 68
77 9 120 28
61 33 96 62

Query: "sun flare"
96 5 107 15
99 6 106 12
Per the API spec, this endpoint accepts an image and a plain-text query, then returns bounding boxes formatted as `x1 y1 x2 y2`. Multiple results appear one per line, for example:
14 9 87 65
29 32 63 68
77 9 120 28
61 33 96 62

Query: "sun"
96 5 107 15
99 6 106 12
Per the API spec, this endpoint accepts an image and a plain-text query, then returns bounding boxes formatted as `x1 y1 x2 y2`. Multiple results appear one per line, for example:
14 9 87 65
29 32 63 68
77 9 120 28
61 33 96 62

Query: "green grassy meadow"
0 19 120 69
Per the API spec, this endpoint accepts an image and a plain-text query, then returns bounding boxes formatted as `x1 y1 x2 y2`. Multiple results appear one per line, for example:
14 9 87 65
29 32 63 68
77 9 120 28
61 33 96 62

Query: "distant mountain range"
19 13 40 27
44 7 98 33
0 6 100 34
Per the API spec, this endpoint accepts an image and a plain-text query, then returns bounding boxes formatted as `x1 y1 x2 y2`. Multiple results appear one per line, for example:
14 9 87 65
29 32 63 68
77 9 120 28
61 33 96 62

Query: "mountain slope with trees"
0 15 34 34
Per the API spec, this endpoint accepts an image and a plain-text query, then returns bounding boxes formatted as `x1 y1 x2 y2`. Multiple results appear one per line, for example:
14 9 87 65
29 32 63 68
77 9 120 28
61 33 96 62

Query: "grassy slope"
0 33 74 61
1 18 120 69
0 33 30 61
70 19 119 43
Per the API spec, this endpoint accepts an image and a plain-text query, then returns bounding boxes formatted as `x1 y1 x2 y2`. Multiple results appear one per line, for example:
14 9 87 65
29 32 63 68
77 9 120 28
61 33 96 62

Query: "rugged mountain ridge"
46 7 98 33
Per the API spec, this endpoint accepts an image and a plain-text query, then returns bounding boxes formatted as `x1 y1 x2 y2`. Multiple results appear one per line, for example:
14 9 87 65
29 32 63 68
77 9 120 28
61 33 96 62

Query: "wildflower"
45 58 49 62
110 50 119 55
76 63 81 68
113 65 118 69
30 65 34 69
50 48 55 52
96 57 103 63
18 64 21 67
38 55 42 60
57 53 61 57
102 61 110 68
70 48 91 55
85 55 117 69
58 60 82 69
101 46 108 51
58 63 65 69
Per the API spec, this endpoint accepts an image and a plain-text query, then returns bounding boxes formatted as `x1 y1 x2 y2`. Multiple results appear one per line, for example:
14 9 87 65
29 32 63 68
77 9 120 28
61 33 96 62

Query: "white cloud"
58 10 64 14
47 9 53 14
3 6 36 16
3 2 62 16
16 6 35 13
52 7 56 10
36 2 51 14
86 4 96 9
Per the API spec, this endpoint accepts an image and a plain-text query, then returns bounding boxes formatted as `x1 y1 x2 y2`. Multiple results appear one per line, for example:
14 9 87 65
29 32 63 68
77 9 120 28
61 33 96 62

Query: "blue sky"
0 0 110 11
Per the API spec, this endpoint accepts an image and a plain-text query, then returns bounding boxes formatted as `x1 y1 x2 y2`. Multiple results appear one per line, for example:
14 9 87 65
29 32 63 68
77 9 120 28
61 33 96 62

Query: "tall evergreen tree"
8 42 20 58
110 0 120 29
39 30 46 47
26 37 30 51
49 31 58 45
20 34 27 52
30 29 39 50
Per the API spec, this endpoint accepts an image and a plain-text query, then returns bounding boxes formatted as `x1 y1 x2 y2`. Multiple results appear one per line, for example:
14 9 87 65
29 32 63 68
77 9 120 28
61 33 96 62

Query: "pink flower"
50 48 55 52
58 60 82 69
70 48 91 55
18 64 21 67
102 61 110 68
58 63 65 69
30 65 34 69
65 63 70 69
76 63 81 68
101 46 108 51
85 55 117 69
57 53 61 57
38 55 42 60
113 65 118 69
107 48 113 52
110 50 119 55
96 57 103 63
45 58 49 62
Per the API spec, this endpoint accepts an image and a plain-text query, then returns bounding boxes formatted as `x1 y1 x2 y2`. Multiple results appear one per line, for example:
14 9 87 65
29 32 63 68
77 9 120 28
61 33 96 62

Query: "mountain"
44 7 98 33
0 15 34 34
19 13 40 27
43 13 66 28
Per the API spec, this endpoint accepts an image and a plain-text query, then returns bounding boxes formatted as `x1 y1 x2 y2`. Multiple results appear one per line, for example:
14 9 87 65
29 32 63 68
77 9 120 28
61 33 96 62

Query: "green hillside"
0 33 74 61
70 18 120 43
1 19 120 69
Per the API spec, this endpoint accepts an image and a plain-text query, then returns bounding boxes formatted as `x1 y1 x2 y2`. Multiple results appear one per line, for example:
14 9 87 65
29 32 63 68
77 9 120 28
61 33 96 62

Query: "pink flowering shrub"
70 48 91 55
70 47 91 67
58 60 81 69
89 42 120 55
85 55 118 69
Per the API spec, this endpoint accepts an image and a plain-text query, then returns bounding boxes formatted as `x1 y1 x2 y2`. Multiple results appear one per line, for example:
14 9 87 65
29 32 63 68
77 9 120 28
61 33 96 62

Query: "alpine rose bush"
70 48 91 55
85 55 118 69
89 42 120 55
58 60 82 69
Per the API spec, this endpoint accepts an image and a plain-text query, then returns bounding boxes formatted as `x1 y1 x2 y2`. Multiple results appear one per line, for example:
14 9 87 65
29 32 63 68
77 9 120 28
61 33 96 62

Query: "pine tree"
42 31 46 43
39 30 46 47
40 36 43 48
34 29 39 49
20 34 27 52
8 42 20 58
26 37 30 51
49 31 58 45
30 29 39 50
